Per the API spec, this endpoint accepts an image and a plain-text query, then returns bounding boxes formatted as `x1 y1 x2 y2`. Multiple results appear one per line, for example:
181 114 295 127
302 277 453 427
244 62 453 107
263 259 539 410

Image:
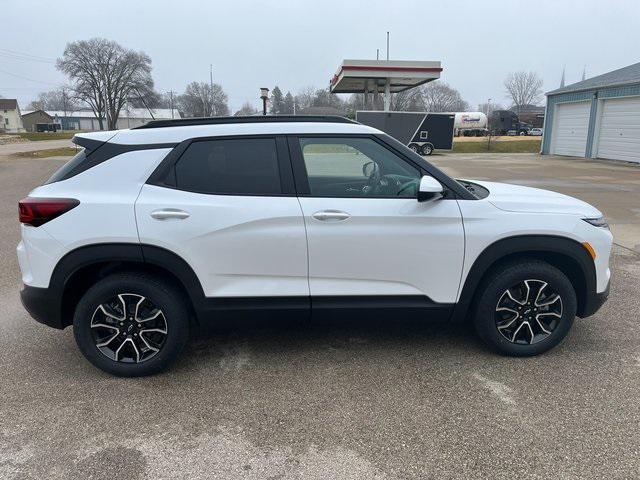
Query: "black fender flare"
48 243 206 327
450 235 596 322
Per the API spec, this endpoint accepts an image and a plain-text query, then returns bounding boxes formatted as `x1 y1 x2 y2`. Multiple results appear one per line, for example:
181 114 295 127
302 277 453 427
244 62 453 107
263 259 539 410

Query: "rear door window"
174 138 282 195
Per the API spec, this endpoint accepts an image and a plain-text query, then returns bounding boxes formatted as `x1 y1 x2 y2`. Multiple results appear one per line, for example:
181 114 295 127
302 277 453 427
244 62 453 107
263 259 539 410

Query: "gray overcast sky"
2 0 639 112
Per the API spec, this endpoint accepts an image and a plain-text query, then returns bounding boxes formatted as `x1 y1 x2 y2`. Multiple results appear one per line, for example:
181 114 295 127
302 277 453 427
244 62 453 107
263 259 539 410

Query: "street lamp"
260 88 269 116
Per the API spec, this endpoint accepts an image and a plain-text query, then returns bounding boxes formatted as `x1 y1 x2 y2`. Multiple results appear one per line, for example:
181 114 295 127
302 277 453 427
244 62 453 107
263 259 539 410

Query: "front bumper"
20 285 64 329
579 280 610 318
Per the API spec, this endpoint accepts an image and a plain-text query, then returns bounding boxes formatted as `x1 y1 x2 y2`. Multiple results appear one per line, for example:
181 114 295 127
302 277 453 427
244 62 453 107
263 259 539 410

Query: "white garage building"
542 62 640 163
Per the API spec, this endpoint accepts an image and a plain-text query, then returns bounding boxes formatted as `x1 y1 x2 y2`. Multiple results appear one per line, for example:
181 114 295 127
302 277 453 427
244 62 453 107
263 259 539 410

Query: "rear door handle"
312 210 351 222
150 208 190 220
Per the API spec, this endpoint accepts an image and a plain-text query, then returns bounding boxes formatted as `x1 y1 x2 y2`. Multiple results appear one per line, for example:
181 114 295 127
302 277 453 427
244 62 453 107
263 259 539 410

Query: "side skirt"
196 295 454 323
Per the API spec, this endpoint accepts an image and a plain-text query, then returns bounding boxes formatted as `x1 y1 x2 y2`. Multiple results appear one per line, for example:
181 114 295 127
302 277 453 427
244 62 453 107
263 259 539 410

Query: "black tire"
473 260 576 356
73 272 190 377
421 143 434 156
408 143 420 153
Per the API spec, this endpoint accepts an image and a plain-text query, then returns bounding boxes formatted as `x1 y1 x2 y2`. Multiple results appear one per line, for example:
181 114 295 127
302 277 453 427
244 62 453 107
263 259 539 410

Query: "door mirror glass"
418 175 443 202
362 161 378 178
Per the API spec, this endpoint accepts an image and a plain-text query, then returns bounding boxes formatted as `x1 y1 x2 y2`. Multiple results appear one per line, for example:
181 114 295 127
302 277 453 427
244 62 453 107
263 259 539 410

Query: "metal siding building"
542 62 640 163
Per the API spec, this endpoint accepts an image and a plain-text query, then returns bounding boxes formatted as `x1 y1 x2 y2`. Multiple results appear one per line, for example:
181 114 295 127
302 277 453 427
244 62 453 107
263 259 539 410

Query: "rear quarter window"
45 149 87 184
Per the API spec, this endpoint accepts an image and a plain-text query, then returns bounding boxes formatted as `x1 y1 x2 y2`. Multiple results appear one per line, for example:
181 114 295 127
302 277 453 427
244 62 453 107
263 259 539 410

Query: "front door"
291 136 464 305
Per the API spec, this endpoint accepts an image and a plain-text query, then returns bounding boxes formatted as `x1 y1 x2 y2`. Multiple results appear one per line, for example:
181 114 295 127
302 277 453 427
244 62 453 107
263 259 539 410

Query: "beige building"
21 110 56 132
0 99 25 133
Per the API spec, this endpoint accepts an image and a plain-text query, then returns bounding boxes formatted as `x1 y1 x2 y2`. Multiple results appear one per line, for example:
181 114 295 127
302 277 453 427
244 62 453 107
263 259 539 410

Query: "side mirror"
417 175 443 202
362 161 377 178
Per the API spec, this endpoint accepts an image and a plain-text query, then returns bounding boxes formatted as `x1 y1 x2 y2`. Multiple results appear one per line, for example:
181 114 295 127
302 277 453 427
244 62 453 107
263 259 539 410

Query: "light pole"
487 98 492 151
260 88 269 116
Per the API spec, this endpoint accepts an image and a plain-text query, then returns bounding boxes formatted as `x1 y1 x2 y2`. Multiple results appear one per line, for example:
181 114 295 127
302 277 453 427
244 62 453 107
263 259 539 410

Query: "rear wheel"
473 260 576 356
408 143 420 153
73 272 189 376
420 143 434 156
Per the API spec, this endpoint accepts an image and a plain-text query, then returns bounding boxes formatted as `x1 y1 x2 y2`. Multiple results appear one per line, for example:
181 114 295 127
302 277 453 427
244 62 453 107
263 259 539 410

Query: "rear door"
135 136 309 299
289 135 465 306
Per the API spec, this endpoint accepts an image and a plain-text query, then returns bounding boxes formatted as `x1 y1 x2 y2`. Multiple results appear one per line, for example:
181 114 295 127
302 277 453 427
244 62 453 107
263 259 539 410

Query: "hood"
469 180 602 217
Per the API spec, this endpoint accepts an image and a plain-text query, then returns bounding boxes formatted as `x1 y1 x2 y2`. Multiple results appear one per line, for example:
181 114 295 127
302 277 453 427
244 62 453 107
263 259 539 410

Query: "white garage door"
596 96 640 163
551 101 591 157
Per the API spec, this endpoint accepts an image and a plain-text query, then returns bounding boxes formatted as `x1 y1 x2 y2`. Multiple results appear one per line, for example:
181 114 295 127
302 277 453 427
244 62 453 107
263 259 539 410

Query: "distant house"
21 107 181 131
21 110 57 132
0 99 25 133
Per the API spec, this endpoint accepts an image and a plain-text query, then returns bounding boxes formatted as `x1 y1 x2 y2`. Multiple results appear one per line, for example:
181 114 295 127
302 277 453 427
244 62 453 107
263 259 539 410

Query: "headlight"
583 217 609 229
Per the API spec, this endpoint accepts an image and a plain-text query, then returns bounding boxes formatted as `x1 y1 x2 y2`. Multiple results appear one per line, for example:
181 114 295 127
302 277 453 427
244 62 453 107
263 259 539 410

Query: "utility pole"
376 48 379 60
386 31 390 60
169 90 174 118
209 64 214 116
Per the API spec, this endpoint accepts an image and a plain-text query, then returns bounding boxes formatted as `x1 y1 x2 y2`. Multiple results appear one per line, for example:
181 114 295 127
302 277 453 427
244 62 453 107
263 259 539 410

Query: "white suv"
17 116 612 376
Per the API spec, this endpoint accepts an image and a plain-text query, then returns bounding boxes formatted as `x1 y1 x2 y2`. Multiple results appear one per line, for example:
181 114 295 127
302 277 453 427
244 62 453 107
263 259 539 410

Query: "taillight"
18 197 80 227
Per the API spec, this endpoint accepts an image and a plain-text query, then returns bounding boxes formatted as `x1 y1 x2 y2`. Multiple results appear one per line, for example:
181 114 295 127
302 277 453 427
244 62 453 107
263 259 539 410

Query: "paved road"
1 154 639 479
0 138 74 155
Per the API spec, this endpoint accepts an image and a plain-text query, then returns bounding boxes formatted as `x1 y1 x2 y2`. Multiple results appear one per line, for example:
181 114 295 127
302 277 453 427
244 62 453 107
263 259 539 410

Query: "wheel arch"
50 243 205 328
451 235 596 323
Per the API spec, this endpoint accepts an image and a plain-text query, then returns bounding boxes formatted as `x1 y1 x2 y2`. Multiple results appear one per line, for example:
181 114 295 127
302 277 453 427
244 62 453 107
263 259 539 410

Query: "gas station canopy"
330 59 443 94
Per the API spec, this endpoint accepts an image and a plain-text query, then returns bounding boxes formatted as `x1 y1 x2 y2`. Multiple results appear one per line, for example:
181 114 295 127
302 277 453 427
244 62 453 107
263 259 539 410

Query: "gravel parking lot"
1 151 639 479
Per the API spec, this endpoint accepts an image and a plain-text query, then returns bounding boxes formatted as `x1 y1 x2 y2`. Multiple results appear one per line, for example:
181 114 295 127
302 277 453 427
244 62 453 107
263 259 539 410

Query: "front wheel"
408 143 420 153
73 272 190 376
473 260 577 356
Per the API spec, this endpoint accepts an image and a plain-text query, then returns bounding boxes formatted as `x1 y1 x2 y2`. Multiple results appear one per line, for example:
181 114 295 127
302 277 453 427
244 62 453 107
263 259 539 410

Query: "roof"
330 59 442 94
21 110 54 120
0 99 19 110
20 108 181 120
76 121 381 146
135 115 356 129
547 61 640 96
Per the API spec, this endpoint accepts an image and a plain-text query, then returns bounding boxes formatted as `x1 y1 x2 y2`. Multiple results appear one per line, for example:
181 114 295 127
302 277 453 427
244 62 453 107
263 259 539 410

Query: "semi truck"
355 110 455 155
489 110 530 135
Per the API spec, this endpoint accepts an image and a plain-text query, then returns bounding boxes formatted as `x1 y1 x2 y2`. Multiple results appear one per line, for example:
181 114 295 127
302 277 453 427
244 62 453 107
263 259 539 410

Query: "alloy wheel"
494 279 563 345
90 293 168 363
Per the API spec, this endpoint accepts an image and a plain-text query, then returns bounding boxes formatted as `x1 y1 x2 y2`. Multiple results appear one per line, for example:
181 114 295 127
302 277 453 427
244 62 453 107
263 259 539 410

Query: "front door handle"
312 210 351 222
150 208 190 220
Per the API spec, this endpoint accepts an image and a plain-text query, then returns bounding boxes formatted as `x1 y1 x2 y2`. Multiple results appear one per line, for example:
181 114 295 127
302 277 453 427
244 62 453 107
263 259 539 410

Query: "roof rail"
134 115 358 129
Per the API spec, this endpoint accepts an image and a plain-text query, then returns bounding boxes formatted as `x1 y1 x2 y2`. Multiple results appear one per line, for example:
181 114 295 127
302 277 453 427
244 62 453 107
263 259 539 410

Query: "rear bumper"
20 285 64 329
580 280 610 318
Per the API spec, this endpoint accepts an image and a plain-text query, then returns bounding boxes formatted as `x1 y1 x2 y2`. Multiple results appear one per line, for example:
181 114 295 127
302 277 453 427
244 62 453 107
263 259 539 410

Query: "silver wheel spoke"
497 316 518 330
133 295 146 321
537 311 562 319
536 293 561 307
91 322 119 331
506 289 526 306
535 317 552 335
95 304 125 322
140 327 168 335
96 331 120 348
137 310 163 323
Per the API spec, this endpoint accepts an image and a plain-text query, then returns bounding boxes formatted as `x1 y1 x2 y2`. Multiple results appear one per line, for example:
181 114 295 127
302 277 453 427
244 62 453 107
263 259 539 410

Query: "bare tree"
391 89 422 111
294 86 317 111
178 81 229 118
477 101 502 116
28 87 77 112
504 71 543 113
234 102 258 116
57 38 154 130
415 82 469 112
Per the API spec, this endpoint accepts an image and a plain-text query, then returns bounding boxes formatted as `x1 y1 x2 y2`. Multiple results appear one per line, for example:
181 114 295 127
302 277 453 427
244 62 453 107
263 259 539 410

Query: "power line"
0 48 56 62
0 68 59 86
0 51 55 64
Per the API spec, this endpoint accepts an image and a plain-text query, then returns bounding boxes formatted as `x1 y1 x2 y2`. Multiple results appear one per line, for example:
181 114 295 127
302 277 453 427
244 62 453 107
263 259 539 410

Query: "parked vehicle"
490 110 530 136
529 128 543 136
18 116 612 376
356 111 455 155
452 112 488 137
